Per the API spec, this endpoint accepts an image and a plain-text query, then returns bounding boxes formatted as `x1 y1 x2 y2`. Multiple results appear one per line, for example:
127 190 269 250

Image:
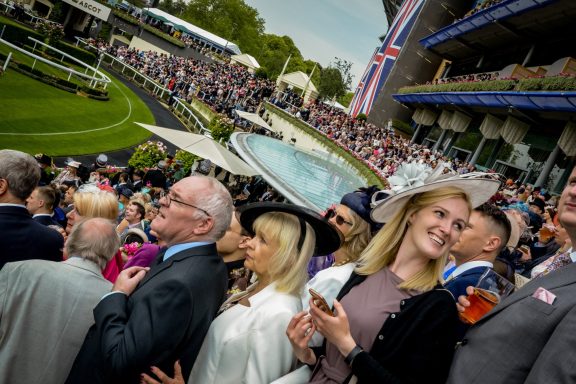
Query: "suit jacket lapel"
477 261 576 323
136 243 217 290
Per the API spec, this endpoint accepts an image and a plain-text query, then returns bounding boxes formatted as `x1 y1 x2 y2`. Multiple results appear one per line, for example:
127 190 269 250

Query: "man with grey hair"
0 217 118 384
67 176 232 384
0 149 63 269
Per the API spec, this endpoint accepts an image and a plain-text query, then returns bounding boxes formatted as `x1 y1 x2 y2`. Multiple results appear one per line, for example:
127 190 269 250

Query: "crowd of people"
91 40 276 119
2 25 575 383
1 146 575 384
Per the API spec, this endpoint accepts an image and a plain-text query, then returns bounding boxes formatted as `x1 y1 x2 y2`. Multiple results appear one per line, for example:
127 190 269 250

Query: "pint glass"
458 269 515 325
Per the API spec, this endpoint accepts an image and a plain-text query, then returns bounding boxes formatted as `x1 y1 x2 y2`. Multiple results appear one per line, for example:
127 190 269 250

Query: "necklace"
332 258 351 267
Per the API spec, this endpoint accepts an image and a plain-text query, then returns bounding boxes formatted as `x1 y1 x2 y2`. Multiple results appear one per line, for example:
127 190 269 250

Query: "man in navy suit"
66 176 232 384
444 203 512 299
0 150 63 269
26 186 61 227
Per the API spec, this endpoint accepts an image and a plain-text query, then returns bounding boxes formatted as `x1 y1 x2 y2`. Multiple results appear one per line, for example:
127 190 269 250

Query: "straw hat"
371 163 502 223
238 202 343 256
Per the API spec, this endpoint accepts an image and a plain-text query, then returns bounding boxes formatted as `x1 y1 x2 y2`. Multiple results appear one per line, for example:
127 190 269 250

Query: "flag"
349 0 425 117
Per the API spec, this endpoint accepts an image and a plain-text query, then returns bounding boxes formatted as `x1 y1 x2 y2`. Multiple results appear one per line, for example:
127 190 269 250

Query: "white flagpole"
301 62 317 98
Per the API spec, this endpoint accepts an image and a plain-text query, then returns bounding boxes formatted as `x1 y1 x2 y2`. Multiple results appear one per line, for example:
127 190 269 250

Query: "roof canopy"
143 8 241 54
230 53 260 69
278 71 317 92
136 123 257 176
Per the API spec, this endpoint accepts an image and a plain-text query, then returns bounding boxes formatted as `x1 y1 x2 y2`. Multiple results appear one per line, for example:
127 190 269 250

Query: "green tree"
181 0 264 56
334 58 353 90
318 67 345 100
337 91 355 108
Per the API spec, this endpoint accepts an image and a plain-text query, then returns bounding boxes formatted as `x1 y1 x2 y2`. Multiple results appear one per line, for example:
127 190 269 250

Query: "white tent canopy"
276 71 318 103
230 54 260 73
136 123 258 176
143 8 241 54
235 110 272 131
322 99 348 111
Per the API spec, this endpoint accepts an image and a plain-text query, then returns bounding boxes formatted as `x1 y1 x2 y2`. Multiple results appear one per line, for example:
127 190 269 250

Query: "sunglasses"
325 208 353 226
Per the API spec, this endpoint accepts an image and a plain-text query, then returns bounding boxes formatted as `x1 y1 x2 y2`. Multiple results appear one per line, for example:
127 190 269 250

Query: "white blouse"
188 282 301 384
302 263 355 347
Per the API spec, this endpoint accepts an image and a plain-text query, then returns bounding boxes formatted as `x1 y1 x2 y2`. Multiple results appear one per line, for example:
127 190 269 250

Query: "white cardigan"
188 282 301 384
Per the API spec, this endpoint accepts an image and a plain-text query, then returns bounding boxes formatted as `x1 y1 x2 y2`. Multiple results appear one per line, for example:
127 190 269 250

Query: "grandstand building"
351 0 576 192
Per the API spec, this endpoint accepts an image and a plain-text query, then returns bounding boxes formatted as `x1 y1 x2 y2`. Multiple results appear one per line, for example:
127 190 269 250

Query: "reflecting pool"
231 132 368 212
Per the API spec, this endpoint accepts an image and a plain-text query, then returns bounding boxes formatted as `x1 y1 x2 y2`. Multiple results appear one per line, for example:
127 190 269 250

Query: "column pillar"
535 145 561 187
410 124 422 144
485 137 504 169
469 136 487 166
443 132 460 156
432 129 447 153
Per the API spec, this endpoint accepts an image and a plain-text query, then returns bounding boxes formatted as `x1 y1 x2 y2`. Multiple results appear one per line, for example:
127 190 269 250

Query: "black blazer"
65 243 228 384
0 206 63 269
33 214 60 227
313 272 459 384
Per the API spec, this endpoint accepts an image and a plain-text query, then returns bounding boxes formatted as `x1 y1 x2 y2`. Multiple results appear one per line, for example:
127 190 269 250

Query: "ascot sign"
63 0 111 21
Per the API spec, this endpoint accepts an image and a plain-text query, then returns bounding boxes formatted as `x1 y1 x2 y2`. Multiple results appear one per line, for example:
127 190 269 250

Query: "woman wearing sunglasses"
304 188 381 333
287 165 501 384
141 202 342 384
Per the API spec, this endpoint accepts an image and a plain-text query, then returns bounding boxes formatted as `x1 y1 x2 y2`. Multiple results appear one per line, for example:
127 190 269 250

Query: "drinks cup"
459 288 500 325
539 226 555 243
458 269 515 325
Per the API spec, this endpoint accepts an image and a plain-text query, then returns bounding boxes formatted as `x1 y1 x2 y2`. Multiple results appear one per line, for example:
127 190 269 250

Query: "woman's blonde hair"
355 186 472 292
253 212 315 296
339 205 372 262
74 189 119 220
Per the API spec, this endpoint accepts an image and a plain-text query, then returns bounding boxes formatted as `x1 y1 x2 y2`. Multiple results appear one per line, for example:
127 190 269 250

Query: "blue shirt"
163 241 213 261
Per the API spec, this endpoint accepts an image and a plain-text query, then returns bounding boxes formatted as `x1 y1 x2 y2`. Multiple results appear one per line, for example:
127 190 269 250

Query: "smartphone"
309 288 334 316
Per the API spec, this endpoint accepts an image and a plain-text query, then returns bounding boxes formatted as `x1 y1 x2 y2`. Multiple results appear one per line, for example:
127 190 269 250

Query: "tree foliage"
156 0 321 82
318 57 353 100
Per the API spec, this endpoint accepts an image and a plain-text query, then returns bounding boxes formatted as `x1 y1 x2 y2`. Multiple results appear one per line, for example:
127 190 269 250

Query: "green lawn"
0 68 155 156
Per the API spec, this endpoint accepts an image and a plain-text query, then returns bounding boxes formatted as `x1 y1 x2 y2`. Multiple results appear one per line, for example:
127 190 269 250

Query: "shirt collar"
567 247 576 263
0 203 26 208
163 241 213 261
450 260 494 279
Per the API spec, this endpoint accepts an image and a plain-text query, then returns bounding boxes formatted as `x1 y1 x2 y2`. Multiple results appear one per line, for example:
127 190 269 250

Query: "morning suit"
65 243 228 384
0 258 112 384
447 259 576 383
0 205 63 269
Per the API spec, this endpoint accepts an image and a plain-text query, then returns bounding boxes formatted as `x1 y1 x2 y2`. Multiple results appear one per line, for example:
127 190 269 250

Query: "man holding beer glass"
448 166 576 384
444 203 512 301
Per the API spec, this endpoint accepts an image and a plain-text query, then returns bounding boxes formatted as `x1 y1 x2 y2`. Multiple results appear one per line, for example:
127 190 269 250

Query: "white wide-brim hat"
371 163 502 223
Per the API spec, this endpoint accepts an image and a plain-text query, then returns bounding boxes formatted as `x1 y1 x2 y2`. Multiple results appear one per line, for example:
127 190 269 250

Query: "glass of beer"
459 269 515 325
538 225 555 243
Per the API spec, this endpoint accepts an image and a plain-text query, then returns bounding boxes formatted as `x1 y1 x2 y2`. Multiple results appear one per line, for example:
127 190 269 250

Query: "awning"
235 110 272 131
136 123 258 176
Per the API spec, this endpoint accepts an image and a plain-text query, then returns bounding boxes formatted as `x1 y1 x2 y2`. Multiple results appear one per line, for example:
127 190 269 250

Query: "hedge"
53 41 96 65
398 76 576 94
13 62 109 100
0 21 43 46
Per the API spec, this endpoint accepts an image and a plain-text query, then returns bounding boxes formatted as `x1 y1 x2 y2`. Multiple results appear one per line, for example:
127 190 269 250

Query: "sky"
243 0 388 91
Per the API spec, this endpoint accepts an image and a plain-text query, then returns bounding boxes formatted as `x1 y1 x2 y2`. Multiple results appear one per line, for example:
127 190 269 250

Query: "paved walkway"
54 67 189 168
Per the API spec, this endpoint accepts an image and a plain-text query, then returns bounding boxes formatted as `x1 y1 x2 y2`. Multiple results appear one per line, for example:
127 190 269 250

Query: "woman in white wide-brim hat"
141 202 343 384
287 163 501 384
